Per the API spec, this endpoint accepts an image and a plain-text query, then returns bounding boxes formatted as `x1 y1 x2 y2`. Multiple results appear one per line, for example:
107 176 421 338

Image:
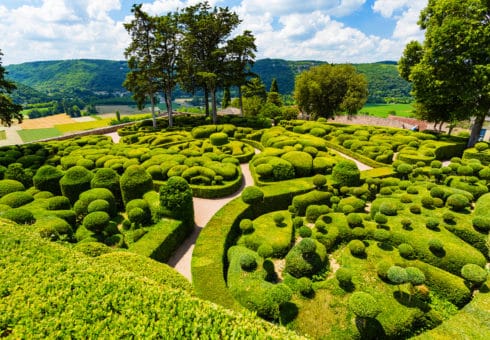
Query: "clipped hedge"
59 166 93 204
32 165 63 195
120 165 154 206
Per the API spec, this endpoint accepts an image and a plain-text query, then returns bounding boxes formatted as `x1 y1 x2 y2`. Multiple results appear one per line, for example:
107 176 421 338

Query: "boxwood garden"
1 117 489 339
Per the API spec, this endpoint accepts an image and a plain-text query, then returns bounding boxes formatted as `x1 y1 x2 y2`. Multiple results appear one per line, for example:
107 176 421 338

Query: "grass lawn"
0 130 6 140
361 103 415 118
17 128 62 143
55 118 113 133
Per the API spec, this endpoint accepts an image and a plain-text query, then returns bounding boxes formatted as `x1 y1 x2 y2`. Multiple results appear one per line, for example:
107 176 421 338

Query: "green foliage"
82 211 110 233
120 165 153 206
293 190 332 216
59 166 93 204
209 132 229 146
241 186 264 205
285 238 327 278
0 208 35 224
281 151 313 177
0 191 33 208
387 265 408 286
348 292 381 319
348 239 366 257
460 264 488 289
32 165 63 195
47 196 71 210
332 160 360 187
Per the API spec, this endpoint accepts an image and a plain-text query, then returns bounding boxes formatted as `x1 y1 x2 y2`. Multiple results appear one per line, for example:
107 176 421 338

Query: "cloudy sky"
0 0 427 66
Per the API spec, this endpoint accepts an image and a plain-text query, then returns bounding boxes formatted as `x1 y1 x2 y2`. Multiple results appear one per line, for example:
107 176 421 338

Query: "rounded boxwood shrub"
474 142 489 152
127 207 147 227
269 158 295 181
336 267 353 287
241 186 264 205
255 163 273 179
373 229 391 243
299 226 312 238
332 160 360 187
348 239 366 257
348 292 380 319
409 204 421 214
273 212 285 226
400 194 412 203
257 243 274 258
87 199 111 214
77 188 117 218
73 242 114 257
120 165 153 206
379 201 398 216
347 213 363 228
47 196 71 210
210 132 229 146
421 196 434 208
442 212 455 223
281 151 313 178
1 208 35 224
159 176 194 225
83 211 110 233
0 191 33 208
398 243 415 259
37 216 73 241
401 218 412 229
285 238 326 278
306 204 330 223
374 212 388 225
387 266 408 286
379 187 393 195
297 277 313 296
240 253 257 271
429 238 444 254
426 217 440 230
312 174 327 188
59 166 94 204
446 193 470 211
472 216 490 232
239 219 254 234
376 260 393 280
461 263 488 289
0 179 25 198
407 186 419 194
32 165 63 195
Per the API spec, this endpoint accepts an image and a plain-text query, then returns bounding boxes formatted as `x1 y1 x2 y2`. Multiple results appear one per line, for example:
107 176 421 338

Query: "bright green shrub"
348 239 366 257
241 186 264 205
312 174 327 188
428 239 444 254
281 151 313 178
374 212 388 225
348 292 381 319
426 218 440 230
373 229 391 243
298 226 312 238
312 157 334 174
0 179 25 198
335 268 353 287
293 190 332 216
257 243 274 258
59 166 94 204
256 163 273 179
37 216 73 241
285 238 326 278
73 241 114 257
1 206 33 225
50 210 77 227
471 192 490 232
332 160 360 187
77 188 117 218
409 204 421 214
379 200 398 216
305 204 330 223
460 264 488 289
239 219 254 234
159 176 194 227
387 265 408 287
240 253 257 271
346 213 363 228
83 211 110 233
338 196 365 213
398 243 416 259
0 191 33 208
87 199 111 214
47 196 71 210
209 132 229 146
268 158 295 181
446 193 470 211
32 165 63 195
120 165 153 206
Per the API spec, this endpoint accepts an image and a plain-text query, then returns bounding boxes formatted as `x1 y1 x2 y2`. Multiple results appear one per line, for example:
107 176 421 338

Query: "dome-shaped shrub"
239 218 254 234
255 163 273 179
298 226 312 238
0 179 25 198
348 239 366 257
281 151 313 178
88 199 111 214
348 292 380 319
120 165 153 206
472 216 490 232
398 243 415 259
83 211 110 233
269 158 295 181
285 238 326 278
59 166 94 204
76 188 117 218
241 186 264 205
0 191 34 208
336 267 353 287
332 160 360 187
347 213 363 228
426 217 440 230
32 165 63 195
239 253 257 271
257 243 274 258
0 208 35 224
209 132 229 146
47 196 71 210
37 216 73 241
461 263 488 289
91 167 121 200
446 194 470 211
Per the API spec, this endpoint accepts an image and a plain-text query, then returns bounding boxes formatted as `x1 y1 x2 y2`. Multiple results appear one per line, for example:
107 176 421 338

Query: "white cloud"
239 0 365 17
372 0 426 19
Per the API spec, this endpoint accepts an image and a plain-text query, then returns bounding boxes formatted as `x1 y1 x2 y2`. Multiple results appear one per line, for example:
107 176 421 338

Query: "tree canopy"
399 0 490 146
294 64 368 119
0 49 23 126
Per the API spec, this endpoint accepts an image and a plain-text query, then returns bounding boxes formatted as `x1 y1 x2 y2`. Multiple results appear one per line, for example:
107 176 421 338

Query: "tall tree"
0 49 22 126
400 0 490 146
267 78 282 107
124 4 159 129
179 1 241 123
294 64 368 119
224 30 257 116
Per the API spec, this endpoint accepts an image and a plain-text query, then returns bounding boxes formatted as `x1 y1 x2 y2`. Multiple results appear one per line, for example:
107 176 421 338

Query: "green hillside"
5 58 411 105
0 219 302 338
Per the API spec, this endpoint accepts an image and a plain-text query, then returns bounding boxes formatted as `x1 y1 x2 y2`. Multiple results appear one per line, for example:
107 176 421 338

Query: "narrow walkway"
168 163 255 281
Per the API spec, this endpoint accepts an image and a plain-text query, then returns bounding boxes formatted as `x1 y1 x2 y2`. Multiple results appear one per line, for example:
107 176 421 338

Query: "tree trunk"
468 113 486 147
204 88 209 117
238 86 244 116
150 94 157 129
438 121 444 132
164 89 173 128
211 87 217 124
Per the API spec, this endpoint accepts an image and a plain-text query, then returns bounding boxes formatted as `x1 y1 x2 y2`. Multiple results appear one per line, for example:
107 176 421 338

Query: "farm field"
0 117 488 339
361 103 415 118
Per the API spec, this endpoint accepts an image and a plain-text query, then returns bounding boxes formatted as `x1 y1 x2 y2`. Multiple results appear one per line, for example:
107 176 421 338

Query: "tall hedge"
120 165 154 207
332 160 361 187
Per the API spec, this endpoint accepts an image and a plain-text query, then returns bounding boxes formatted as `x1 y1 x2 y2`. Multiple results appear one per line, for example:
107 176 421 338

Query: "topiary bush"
82 211 110 233
299 226 312 238
0 179 25 198
209 132 229 146
425 217 440 230
0 208 35 224
348 239 366 257
428 238 444 254
281 151 313 178
336 267 353 288
257 243 274 258
159 176 194 227
47 196 71 210
37 216 73 241
239 253 257 271
59 166 94 204
446 193 471 211
32 165 63 195
398 243 416 259
120 165 153 207
0 191 34 208
460 263 488 289
87 199 111 215
285 238 326 278
312 174 327 189
241 186 264 206
91 168 121 203
305 204 330 223
347 213 363 228
332 160 360 187
239 219 254 234
348 291 381 320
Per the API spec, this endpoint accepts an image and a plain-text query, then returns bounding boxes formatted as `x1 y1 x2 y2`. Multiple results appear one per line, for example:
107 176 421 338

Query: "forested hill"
6 58 411 104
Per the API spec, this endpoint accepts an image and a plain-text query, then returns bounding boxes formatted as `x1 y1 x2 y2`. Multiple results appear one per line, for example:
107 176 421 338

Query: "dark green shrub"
312 174 327 188
430 186 445 199
460 264 488 289
429 239 444 254
336 268 353 287
47 196 71 210
442 212 455 223
338 196 365 213
426 218 440 230
240 253 257 271
60 166 94 204
87 199 111 214
273 212 285 226
305 204 329 223
387 266 407 288
400 194 412 203
83 211 110 233
0 179 25 198
0 191 33 208
210 132 229 146
421 196 434 208
4 163 33 188
410 204 421 214
159 176 194 227
332 160 360 187
401 218 412 229
374 212 388 225
398 243 415 259
285 238 326 278
292 190 332 216
77 188 117 218
1 208 35 224
241 186 264 205
239 219 254 234
348 239 366 257
297 277 313 296
379 187 393 195
33 165 63 195
433 197 444 208
446 193 470 211
127 207 146 227
299 226 312 238
269 158 295 181
120 165 153 206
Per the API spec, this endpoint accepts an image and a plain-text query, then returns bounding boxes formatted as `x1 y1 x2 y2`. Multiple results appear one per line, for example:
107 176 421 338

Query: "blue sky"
0 0 427 65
